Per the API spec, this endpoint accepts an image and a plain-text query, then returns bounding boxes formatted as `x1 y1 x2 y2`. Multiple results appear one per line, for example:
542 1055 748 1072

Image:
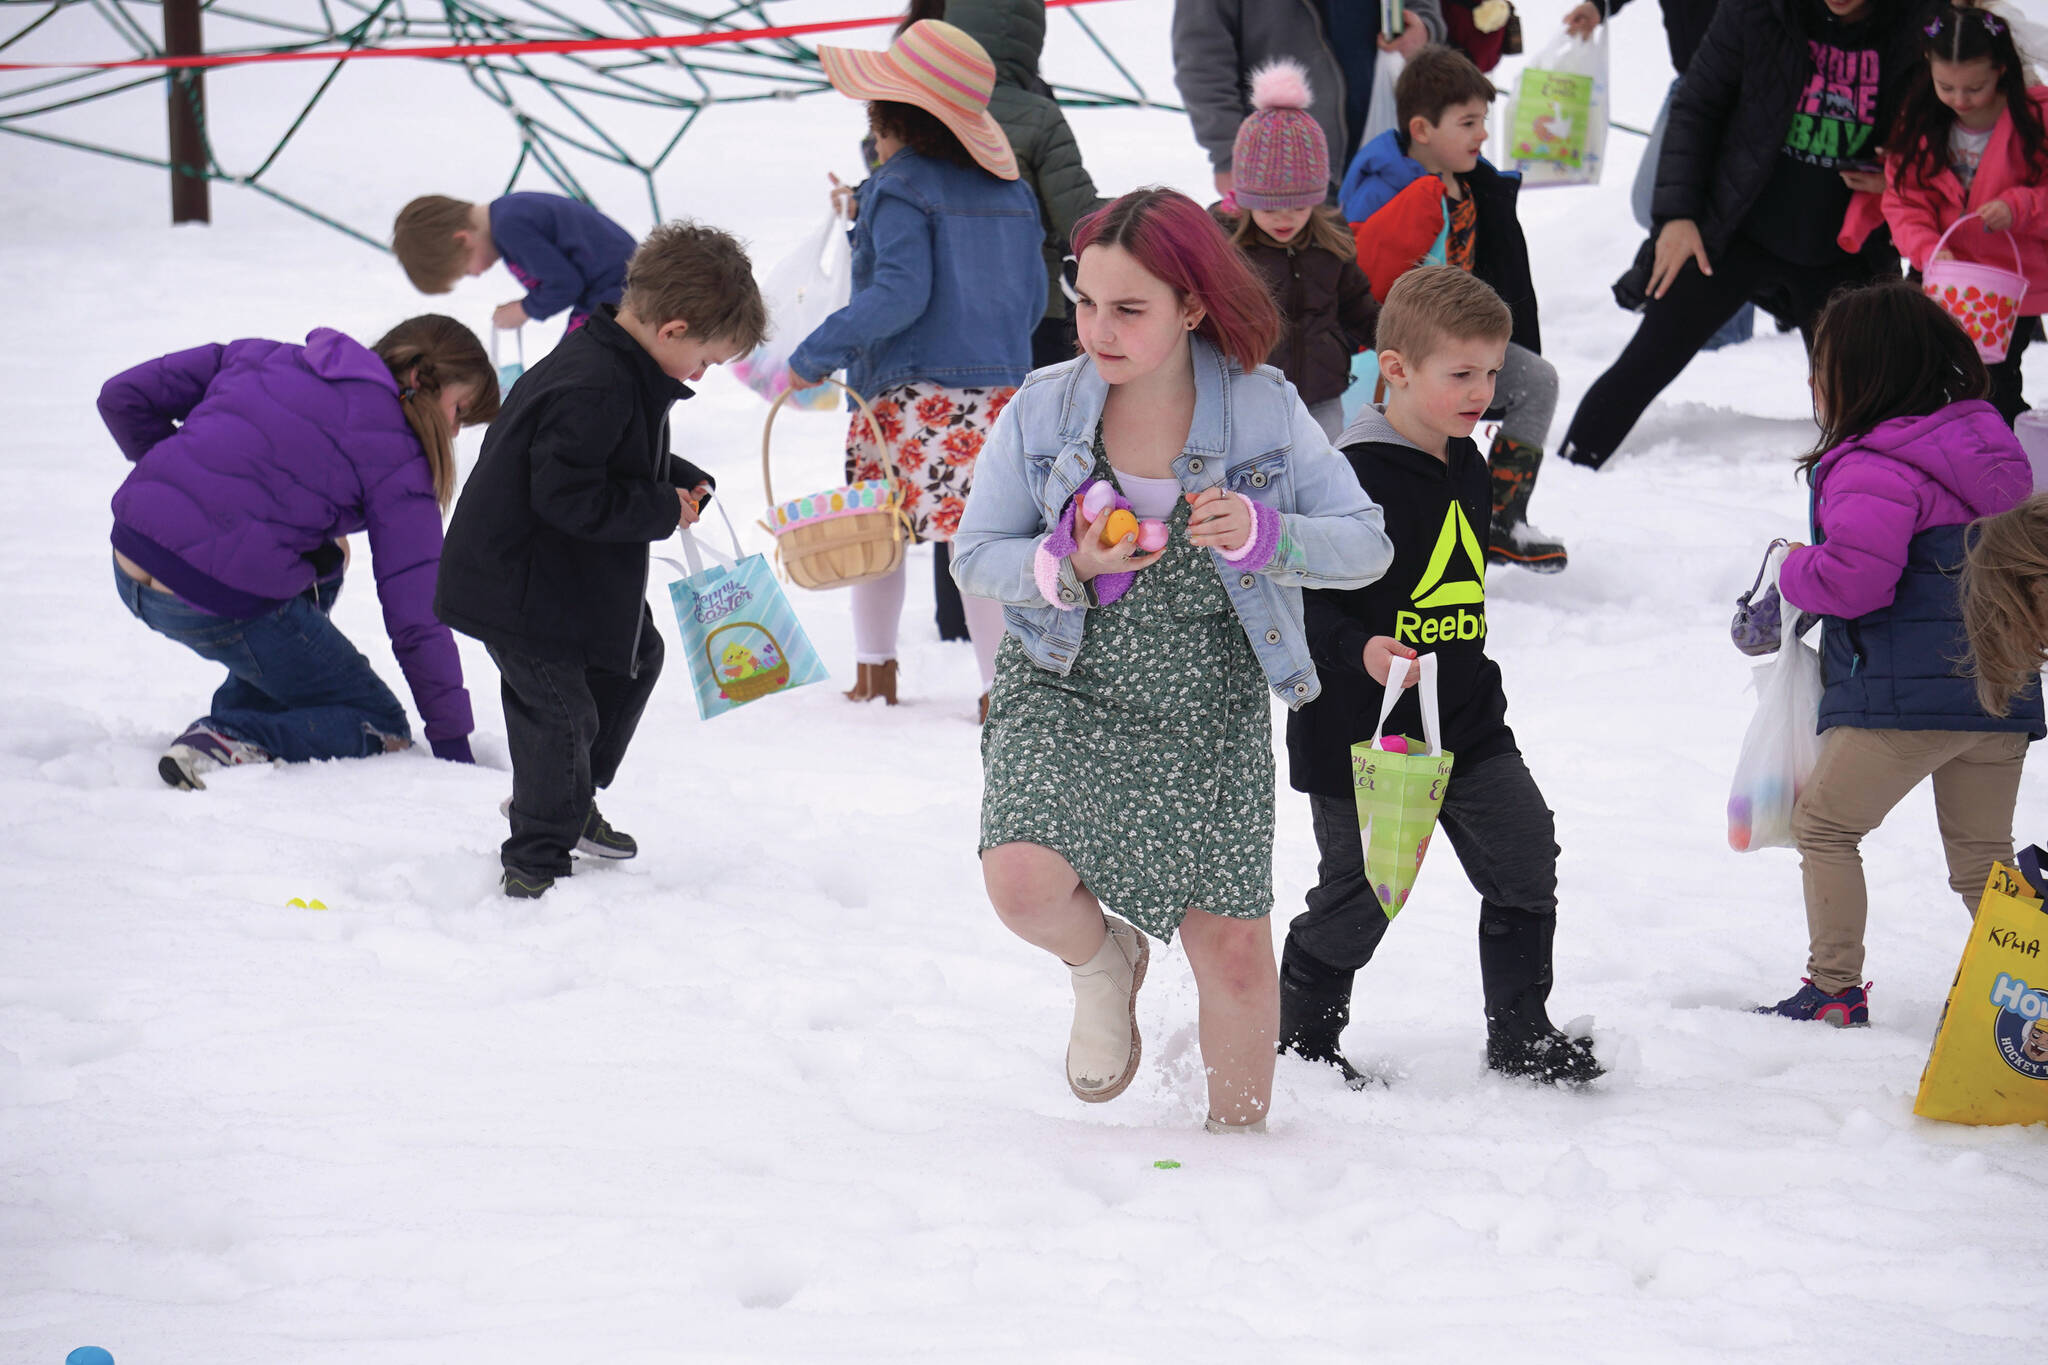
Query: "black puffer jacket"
1652 0 1926 256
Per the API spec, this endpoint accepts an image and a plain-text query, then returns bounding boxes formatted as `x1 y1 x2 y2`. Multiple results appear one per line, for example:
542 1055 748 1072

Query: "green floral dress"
978 435 1274 942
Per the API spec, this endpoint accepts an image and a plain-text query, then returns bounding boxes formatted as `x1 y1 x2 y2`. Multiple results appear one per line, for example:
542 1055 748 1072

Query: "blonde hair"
1375 264 1509 369
1228 204 1357 262
392 195 476 294
1960 493 2048 717
372 315 500 510
620 220 769 351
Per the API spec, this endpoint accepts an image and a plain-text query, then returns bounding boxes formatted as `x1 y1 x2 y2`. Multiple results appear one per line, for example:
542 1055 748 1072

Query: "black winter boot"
1480 909 1603 1085
1277 940 1371 1089
1487 435 1568 574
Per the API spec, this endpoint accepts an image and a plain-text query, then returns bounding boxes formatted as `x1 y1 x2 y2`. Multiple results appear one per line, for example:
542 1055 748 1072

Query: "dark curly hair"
867 100 977 169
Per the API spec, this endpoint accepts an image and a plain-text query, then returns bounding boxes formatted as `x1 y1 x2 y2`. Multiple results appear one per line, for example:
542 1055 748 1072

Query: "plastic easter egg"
1377 735 1409 754
68 1350 115 1365
1081 481 1117 522
1728 824 1752 852
1100 509 1140 547
1136 519 1170 553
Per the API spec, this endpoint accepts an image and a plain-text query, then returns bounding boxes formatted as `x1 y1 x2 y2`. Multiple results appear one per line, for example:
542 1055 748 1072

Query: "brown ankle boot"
844 660 899 704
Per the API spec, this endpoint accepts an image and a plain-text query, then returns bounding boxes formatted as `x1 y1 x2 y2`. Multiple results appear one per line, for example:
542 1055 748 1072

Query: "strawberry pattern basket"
1921 211 2029 363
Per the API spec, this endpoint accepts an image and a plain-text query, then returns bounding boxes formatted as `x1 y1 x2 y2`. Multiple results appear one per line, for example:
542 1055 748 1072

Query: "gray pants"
1495 342 1559 451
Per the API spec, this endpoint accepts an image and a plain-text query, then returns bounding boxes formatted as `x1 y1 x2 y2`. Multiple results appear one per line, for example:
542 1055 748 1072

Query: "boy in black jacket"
1282 266 1602 1085
436 221 767 898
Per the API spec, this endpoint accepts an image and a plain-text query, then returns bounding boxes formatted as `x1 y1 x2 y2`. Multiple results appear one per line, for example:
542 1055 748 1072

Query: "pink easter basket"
1921 212 2029 362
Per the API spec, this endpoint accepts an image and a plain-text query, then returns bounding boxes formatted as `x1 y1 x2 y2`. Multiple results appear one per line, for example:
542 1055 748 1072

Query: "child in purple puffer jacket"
101 315 499 789
1757 282 2041 1027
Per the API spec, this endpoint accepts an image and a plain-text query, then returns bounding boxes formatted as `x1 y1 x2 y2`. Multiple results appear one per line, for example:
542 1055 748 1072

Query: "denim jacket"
788 148 1046 398
952 338 1395 708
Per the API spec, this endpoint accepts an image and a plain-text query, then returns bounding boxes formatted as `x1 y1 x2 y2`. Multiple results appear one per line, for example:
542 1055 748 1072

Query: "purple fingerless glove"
1034 478 1135 609
431 737 476 764
1217 493 1281 572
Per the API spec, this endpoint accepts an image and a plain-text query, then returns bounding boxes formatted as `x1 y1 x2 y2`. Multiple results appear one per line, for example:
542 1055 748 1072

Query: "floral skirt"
845 380 1014 544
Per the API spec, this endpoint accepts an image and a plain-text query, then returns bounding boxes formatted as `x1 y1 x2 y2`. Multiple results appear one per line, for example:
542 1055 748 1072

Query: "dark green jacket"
947 0 1105 320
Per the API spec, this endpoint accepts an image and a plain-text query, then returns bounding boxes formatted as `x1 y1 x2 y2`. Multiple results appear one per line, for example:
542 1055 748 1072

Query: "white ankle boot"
1066 916 1149 1102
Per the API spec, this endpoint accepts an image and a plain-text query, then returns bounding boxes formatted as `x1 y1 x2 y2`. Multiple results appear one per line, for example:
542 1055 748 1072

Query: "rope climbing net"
0 0 1172 248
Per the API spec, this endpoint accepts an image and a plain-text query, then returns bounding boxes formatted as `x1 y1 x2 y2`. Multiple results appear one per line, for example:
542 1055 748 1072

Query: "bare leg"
1179 909 1278 1127
981 841 1109 965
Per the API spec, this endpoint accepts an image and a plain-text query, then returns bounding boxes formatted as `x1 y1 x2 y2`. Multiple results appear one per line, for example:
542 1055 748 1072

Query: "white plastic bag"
1360 52 1405 150
728 206 853 410
1727 545 1823 852
1498 25 1609 188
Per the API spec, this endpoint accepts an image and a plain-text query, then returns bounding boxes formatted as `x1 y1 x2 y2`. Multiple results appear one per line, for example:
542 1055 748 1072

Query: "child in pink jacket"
1756 282 2038 1028
1882 5 2048 424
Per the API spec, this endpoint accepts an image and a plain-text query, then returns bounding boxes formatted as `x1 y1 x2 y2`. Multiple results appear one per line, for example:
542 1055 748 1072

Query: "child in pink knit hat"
1219 60 1378 440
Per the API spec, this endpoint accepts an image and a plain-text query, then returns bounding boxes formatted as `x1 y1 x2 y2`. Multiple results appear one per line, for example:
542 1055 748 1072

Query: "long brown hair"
1961 493 2048 717
372 314 499 510
1894 5 2048 194
1799 281 1989 480
1228 203 1357 261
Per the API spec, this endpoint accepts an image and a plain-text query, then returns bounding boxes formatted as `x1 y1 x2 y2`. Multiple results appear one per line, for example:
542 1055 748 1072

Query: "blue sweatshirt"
488 192 637 325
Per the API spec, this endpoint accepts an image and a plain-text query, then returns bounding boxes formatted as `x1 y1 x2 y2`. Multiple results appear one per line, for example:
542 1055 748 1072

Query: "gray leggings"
1495 341 1559 451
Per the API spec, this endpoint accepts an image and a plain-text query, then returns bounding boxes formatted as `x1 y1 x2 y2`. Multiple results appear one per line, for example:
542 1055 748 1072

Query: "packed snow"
2 2 2043 1361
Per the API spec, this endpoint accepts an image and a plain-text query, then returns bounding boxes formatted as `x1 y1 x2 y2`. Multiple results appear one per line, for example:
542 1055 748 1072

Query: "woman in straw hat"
790 19 1047 713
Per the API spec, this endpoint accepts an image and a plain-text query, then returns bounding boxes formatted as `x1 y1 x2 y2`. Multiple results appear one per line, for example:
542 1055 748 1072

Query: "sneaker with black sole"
501 869 554 899
1487 1027 1605 1085
1755 978 1870 1027
159 723 272 791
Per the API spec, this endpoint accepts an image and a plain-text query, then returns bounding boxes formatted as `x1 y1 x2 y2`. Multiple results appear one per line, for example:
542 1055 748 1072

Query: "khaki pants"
1791 727 2030 993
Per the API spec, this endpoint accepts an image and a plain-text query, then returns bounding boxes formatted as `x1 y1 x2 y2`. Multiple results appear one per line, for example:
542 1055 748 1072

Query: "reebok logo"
1395 502 1487 645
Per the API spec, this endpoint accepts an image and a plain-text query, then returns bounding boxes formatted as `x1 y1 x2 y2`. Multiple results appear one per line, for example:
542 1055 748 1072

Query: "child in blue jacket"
395 191 637 334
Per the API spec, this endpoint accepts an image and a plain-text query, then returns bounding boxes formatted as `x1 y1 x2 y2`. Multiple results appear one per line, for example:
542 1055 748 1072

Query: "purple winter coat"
1780 400 2031 620
100 329 473 745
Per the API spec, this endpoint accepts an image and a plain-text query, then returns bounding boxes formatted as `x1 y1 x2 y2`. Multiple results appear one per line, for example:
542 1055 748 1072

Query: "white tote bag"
728 205 854 409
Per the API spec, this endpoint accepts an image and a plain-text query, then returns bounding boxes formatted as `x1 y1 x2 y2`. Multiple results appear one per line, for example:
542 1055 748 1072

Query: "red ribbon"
0 0 1118 72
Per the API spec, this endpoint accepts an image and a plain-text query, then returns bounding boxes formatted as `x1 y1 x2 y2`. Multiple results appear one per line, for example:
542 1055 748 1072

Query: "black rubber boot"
1480 909 1603 1085
1277 940 1371 1089
1487 435 1567 574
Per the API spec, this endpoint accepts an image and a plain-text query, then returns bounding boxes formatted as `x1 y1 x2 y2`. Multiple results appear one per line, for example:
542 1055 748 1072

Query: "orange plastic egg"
1099 508 1140 547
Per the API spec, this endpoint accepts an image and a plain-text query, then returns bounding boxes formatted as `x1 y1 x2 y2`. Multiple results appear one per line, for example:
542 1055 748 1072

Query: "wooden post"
165 0 209 224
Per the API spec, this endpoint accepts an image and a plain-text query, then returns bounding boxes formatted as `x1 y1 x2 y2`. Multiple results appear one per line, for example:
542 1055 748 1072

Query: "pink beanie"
1231 60 1328 211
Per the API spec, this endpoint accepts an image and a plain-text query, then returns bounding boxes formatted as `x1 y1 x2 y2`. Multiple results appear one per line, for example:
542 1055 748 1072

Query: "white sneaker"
1066 916 1149 1102
159 723 271 791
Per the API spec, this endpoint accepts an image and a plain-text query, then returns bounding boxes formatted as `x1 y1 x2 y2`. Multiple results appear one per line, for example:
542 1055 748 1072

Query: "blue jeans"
1634 79 1753 352
114 557 410 762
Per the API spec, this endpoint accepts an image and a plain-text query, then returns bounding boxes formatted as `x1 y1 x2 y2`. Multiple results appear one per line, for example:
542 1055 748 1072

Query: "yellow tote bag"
1913 861 2048 1126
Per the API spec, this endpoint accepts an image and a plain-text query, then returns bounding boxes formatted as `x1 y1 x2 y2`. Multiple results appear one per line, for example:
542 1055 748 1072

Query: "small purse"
1731 539 1817 656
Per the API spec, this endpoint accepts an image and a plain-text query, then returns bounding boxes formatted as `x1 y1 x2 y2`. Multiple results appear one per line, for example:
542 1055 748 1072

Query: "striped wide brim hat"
817 20 1019 181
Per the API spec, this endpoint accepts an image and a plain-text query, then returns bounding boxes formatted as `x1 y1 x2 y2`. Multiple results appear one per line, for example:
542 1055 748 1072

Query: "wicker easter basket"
759 378 911 591
705 620 792 703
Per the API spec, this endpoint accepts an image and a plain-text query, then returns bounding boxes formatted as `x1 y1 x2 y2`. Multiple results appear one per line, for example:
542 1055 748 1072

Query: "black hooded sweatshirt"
1287 406 1516 799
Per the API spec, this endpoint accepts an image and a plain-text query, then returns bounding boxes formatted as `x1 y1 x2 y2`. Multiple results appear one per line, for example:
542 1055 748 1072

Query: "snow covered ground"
3 3 2044 1361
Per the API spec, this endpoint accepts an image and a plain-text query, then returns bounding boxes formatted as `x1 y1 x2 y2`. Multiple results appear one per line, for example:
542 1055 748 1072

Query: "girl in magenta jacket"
1756 282 2038 1028
1882 5 2048 424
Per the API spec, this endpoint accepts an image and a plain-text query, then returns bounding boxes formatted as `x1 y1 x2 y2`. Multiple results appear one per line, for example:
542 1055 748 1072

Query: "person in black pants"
436 223 767 897
1284 266 1602 1086
1559 0 1931 468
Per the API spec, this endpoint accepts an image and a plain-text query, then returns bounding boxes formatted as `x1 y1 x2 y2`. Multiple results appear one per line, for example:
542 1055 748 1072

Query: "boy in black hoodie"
1282 266 1603 1086
436 221 767 898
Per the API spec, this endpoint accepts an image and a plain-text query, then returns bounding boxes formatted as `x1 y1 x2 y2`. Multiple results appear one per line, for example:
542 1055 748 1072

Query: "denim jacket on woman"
788 147 1046 399
952 337 1395 709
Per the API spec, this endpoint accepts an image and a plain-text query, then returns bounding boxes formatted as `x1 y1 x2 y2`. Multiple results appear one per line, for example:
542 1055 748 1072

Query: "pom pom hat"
1230 60 1329 211
816 20 1019 180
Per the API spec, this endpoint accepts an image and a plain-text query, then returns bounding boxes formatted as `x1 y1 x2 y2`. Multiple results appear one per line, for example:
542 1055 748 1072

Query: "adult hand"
1363 636 1420 687
828 172 857 221
1185 486 1251 552
1070 499 1165 582
1213 168 1234 201
1979 199 2015 233
677 482 710 527
1649 218 1711 299
493 300 529 331
1563 2 1603 38
1378 15 1427 57
1838 169 1884 194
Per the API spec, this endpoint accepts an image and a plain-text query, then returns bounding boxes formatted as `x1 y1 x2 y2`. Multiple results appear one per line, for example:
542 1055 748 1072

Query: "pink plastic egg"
1377 735 1409 754
1081 482 1117 522
1136 519 1170 553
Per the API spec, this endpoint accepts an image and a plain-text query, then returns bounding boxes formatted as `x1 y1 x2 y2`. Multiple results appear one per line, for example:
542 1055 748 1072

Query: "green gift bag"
1349 652 1454 920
